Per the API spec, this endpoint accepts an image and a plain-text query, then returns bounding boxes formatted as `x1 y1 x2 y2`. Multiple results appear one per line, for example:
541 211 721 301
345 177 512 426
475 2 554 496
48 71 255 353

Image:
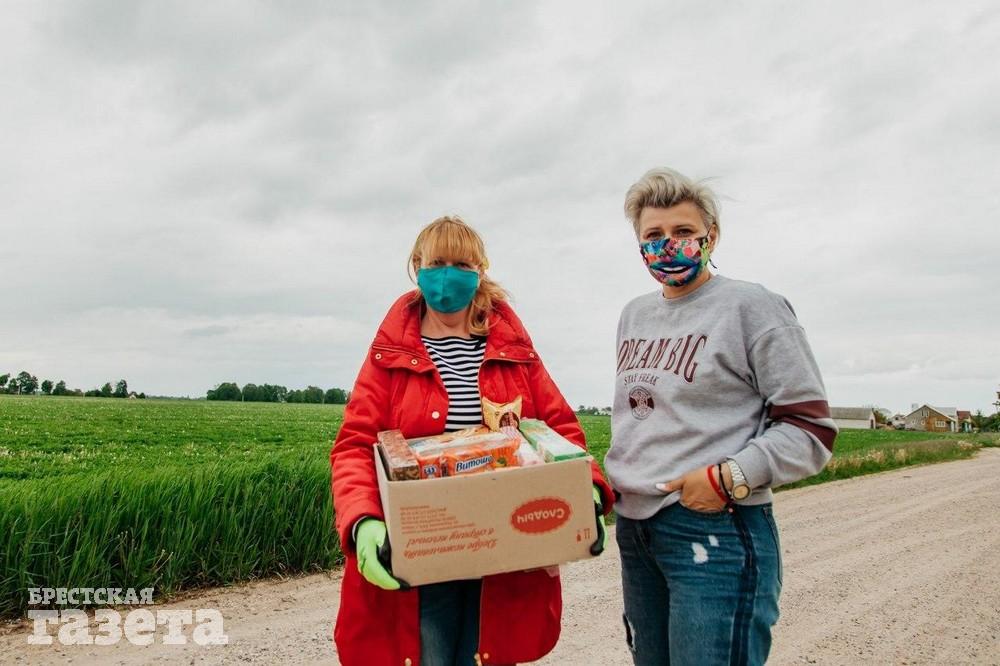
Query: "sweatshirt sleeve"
729 324 837 489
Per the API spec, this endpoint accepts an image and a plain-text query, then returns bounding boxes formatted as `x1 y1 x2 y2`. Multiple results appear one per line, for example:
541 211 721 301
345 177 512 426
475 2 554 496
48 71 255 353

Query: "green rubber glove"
355 519 401 591
592 486 608 556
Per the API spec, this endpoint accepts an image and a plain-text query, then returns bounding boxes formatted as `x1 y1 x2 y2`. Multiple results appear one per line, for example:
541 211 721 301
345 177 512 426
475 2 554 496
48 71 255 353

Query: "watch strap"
726 459 751 498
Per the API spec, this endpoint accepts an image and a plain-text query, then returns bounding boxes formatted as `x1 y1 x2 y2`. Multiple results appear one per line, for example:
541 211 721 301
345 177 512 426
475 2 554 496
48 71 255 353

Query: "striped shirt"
421 335 486 432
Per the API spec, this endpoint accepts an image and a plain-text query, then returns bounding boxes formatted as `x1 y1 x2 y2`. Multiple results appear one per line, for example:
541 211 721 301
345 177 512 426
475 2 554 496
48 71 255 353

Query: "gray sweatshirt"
605 274 836 520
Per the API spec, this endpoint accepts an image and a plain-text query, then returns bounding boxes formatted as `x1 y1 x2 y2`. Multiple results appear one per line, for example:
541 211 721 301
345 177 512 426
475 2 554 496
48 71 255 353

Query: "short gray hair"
624 167 720 238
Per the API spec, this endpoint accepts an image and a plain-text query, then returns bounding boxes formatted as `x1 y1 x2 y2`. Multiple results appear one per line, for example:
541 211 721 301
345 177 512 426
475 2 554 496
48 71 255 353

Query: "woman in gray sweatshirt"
606 167 837 666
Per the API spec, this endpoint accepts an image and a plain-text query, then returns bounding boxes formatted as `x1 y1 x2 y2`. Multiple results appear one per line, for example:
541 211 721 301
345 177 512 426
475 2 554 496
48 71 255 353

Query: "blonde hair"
407 216 508 336
624 167 721 240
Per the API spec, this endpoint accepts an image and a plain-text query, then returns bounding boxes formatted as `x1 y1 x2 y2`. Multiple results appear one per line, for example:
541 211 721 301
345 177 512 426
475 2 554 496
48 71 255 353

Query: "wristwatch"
725 459 751 500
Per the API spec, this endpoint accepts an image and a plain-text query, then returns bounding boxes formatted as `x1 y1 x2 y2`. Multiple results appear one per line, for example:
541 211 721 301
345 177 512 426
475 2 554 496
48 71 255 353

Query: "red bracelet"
706 465 729 504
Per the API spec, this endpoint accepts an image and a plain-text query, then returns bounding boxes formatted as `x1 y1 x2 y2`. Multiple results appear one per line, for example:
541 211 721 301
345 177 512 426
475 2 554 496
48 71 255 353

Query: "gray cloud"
2 0 999 413
184 324 233 338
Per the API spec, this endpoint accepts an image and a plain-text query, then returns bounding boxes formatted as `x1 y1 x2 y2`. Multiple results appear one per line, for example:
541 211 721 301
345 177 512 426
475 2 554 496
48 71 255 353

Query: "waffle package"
517 418 589 462
412 428 521 478
375 397 585 481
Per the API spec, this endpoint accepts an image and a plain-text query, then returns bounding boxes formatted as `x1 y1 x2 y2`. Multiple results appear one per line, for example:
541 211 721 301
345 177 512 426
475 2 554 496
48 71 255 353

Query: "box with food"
518 419 589 462
373 443 598 586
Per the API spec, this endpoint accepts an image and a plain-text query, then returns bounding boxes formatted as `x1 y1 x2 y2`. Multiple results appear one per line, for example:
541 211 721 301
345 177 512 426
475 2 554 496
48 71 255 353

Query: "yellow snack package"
482 396 522 432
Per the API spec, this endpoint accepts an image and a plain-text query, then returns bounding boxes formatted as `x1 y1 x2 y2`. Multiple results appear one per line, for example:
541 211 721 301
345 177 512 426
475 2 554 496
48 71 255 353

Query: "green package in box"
518 419 589 462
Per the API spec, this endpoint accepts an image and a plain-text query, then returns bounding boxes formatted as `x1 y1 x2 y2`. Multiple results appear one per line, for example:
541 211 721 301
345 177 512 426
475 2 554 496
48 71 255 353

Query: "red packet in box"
376 430 420 481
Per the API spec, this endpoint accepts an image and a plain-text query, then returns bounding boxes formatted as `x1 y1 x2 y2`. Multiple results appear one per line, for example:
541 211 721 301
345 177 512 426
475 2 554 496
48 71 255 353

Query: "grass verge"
779 438 981 490
0 456 336 619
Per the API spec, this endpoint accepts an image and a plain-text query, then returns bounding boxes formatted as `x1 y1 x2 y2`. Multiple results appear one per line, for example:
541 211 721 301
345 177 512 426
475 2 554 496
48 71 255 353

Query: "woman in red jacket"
331 216 614 666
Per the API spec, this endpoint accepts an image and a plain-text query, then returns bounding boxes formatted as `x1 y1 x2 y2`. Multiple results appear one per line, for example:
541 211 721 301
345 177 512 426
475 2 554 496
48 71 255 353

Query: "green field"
0 396 342 619
0 395 991 618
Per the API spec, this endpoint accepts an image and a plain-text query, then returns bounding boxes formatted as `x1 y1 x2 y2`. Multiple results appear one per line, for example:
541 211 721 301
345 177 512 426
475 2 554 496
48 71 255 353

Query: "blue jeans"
616 502 782 666
419 579 482 666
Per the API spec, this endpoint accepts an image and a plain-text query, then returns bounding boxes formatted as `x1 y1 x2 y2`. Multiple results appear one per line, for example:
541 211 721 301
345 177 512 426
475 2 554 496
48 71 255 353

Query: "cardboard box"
374 445 598 586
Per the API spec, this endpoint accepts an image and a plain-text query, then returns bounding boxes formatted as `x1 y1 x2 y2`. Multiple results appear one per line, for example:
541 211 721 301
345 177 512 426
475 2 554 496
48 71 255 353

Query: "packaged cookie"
434 433 522 477
440 445 496 476
416 454 443 480
376 429 421 480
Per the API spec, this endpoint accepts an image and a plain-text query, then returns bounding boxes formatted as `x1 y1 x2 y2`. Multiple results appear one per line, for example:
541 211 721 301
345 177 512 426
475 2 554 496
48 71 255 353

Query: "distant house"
831 407 876 430
956 410 974 433
904 404 958 432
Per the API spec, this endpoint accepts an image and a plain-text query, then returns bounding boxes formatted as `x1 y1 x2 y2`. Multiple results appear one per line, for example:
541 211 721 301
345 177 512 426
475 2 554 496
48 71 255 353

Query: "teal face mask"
417 266 480 313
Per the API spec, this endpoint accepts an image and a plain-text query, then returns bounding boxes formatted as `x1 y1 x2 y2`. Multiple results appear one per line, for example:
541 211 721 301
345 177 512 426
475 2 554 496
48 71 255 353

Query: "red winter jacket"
330 292 614 666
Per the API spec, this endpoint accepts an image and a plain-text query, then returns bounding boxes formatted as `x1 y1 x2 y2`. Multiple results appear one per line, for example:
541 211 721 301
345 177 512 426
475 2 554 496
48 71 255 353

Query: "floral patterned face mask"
639 235 713 287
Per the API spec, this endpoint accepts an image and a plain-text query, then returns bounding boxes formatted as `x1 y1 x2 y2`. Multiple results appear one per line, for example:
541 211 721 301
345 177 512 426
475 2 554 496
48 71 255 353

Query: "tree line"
206 382 349 404
972 410 1000 432
0 371 145 399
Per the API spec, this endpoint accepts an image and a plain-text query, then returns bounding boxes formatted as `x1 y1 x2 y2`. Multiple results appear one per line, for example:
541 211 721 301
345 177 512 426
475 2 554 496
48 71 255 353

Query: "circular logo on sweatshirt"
628 387 654 420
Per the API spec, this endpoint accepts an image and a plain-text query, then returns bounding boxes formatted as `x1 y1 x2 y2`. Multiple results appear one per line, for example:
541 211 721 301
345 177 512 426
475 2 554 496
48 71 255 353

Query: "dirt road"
3 449 999 665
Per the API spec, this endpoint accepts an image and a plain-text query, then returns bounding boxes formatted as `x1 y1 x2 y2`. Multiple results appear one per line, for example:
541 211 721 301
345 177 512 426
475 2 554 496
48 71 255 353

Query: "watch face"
733 485 751 500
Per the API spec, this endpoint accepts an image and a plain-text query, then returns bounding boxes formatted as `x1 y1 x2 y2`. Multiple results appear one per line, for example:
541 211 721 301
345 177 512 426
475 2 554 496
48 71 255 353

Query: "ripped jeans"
616 502 782 666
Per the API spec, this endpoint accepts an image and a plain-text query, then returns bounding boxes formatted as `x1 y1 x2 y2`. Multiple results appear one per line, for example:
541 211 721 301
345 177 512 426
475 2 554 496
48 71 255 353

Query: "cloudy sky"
3 1 999 415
